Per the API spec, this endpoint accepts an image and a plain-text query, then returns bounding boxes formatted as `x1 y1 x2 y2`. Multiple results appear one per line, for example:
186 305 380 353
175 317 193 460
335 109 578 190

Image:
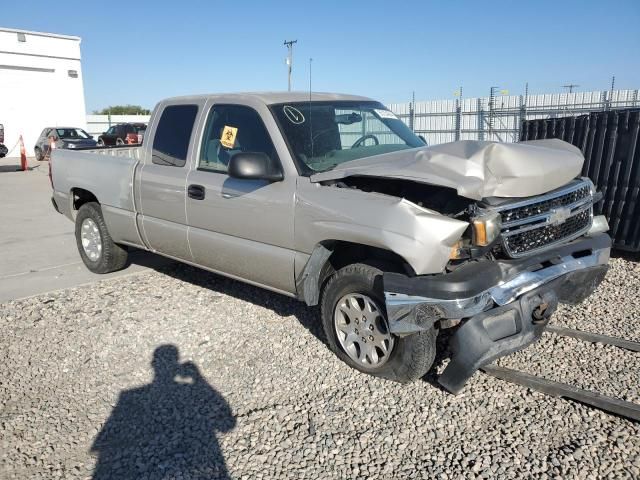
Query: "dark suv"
97 123 147 146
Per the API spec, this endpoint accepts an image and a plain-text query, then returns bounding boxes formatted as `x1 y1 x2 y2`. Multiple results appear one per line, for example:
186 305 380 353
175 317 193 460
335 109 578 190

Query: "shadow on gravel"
90 345 235 479
156 263 326 343
156 263 454 391
612 249 640 263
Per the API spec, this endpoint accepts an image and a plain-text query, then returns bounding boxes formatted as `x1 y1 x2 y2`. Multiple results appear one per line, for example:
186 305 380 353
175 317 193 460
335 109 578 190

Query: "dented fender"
294 178 468 276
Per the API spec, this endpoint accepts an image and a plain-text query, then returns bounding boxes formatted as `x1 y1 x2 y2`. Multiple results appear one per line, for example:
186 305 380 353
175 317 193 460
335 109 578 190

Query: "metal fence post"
409 101 415 132
518 94 527 142
455 99 461 141
477 98 485 141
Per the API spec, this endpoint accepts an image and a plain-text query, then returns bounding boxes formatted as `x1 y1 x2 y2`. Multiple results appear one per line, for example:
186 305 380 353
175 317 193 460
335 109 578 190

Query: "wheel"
97 138 105 146
320 263 437 383
75 202 128 273
116 138 125 145
35 147 44 161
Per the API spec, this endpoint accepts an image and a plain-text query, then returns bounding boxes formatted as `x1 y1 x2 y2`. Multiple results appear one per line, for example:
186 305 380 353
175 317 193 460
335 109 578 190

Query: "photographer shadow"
91 345 235 479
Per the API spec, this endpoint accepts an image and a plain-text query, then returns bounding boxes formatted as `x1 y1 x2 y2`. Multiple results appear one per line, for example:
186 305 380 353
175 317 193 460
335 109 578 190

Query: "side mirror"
228 152 283 182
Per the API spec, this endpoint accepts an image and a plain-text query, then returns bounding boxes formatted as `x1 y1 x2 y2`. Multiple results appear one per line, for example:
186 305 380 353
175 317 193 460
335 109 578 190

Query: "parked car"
50 92 611 393
35 127 97 161
0 123 6 158
97 123 147 146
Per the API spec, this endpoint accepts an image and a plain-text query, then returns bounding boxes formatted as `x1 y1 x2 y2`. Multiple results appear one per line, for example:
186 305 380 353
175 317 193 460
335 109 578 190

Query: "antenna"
308 57 313 158
284 40 297 91
309 57 313 101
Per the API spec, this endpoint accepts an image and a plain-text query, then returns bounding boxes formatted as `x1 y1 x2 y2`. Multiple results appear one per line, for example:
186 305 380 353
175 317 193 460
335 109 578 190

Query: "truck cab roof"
160 92 374 105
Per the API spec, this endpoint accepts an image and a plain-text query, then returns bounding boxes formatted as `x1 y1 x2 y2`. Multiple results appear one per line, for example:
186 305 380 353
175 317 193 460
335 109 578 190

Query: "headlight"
472 211 502 246
66 143 76 149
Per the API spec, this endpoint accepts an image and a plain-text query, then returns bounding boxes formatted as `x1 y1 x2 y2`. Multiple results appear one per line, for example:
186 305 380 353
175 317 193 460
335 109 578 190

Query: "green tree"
93 105 151 115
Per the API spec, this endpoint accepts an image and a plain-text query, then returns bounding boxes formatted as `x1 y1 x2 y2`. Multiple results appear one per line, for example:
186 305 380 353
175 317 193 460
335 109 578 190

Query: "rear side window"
152 104 198 167
199 104 278 173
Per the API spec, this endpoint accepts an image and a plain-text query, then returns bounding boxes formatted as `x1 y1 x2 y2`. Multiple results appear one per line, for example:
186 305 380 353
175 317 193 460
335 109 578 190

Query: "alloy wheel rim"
333 293 394 369
81 218 102 261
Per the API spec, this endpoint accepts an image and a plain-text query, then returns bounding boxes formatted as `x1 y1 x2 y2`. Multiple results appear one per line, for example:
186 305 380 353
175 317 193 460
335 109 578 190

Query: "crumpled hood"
310 139 584 200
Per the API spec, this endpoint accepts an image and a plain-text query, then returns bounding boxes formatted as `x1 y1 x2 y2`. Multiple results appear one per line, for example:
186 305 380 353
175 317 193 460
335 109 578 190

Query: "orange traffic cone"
19 135 28 171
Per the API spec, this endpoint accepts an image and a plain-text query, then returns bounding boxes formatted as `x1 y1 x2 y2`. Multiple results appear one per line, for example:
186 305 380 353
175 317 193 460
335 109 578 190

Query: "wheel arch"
70 188 99 217
296 240 414 306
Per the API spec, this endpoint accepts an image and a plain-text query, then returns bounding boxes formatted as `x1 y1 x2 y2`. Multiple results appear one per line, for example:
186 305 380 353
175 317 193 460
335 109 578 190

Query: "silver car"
34 127 97 161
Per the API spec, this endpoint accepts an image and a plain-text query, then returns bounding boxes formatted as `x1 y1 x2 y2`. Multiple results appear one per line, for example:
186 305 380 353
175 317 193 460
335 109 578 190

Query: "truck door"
185 103 296 294
138 103 201 261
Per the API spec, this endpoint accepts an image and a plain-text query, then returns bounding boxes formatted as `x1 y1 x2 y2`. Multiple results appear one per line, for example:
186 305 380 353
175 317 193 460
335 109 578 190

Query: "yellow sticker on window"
220 125 238 149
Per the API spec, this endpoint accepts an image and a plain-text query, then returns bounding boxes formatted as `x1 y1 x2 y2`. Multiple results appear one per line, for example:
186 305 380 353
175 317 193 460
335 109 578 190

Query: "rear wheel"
320 263 437 383
75 202 128 273
116 138 125 146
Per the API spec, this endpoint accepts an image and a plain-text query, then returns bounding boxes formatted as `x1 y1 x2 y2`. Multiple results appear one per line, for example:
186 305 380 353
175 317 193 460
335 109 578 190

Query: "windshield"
271 101 425 175
57 128 91 139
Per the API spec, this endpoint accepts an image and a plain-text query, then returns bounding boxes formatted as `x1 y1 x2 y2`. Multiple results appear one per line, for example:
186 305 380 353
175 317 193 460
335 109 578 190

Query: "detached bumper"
383 233 611 393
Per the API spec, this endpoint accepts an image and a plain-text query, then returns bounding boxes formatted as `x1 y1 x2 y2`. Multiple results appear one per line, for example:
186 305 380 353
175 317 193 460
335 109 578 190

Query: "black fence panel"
521 109 640 252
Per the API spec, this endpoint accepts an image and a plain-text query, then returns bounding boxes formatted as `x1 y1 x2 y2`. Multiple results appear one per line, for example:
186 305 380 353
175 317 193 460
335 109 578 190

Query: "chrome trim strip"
491 177 593 213
501 196 593 229
502 202 593 237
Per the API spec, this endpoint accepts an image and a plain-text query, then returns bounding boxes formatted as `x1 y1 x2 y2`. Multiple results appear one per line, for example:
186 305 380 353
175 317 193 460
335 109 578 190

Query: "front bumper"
383 233 611 393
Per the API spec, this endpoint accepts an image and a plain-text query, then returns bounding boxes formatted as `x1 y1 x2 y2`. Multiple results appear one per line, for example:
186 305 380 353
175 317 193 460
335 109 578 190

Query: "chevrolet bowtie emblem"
549 207 571 225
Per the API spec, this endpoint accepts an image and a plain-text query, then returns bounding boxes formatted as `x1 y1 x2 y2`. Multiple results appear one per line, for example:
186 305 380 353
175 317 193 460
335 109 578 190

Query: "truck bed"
51 146 142 217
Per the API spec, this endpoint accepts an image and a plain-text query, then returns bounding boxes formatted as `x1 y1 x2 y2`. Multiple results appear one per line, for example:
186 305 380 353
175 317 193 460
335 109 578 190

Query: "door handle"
188 184 205 200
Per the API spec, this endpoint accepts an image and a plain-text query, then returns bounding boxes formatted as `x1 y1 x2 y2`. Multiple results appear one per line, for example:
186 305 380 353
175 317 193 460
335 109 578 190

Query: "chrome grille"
495 179 594 258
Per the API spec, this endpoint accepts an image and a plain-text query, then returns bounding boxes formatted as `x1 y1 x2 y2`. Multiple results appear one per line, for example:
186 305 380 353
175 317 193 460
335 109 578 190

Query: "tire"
320 263 437 383
116 138 125 146
75 202 128 274
97 138 105 147
35 147 43 161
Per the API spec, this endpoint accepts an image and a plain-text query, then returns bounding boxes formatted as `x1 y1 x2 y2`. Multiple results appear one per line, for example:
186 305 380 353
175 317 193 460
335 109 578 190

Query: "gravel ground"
1 258 639 479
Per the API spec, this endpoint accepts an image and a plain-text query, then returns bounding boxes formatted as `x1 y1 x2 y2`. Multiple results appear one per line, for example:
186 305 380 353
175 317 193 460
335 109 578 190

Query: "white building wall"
0 27 87 157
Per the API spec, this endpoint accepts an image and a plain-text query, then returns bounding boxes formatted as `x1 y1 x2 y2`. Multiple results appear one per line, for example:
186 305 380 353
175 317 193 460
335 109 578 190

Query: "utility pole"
284 40 297 91
562 84 579 93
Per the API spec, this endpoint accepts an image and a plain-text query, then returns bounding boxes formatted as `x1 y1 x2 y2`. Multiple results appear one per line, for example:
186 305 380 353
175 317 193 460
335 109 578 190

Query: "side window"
199 104 278 173
106 126 115 135
152 104 198 167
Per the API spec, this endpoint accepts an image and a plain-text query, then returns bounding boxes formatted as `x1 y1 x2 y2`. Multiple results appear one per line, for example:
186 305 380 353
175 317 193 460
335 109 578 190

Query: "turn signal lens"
472 212 502 247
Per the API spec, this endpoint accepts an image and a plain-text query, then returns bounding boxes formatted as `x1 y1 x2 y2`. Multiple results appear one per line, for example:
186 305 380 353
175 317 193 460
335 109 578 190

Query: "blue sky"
5 0 639 111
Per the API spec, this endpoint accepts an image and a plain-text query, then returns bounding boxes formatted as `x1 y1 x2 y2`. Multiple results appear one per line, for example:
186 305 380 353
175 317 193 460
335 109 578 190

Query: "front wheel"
320 263 437 383
35 147 44 161
75 202 128 273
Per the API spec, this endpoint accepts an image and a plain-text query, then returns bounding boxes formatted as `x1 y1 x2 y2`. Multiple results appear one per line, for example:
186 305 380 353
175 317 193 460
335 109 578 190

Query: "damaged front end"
383 177 612 393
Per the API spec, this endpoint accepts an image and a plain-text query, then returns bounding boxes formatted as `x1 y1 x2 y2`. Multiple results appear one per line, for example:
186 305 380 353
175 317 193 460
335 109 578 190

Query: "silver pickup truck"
51 92 611 393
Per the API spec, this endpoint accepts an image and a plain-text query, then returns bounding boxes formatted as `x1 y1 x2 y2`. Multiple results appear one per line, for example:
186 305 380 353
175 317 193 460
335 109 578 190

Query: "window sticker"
283 105 305 124
220 125 238 149
374 109 398 120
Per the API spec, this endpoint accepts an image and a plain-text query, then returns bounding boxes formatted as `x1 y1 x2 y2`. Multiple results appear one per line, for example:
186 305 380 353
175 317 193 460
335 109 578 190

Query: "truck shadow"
154 262 451 391
90 344 235 479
